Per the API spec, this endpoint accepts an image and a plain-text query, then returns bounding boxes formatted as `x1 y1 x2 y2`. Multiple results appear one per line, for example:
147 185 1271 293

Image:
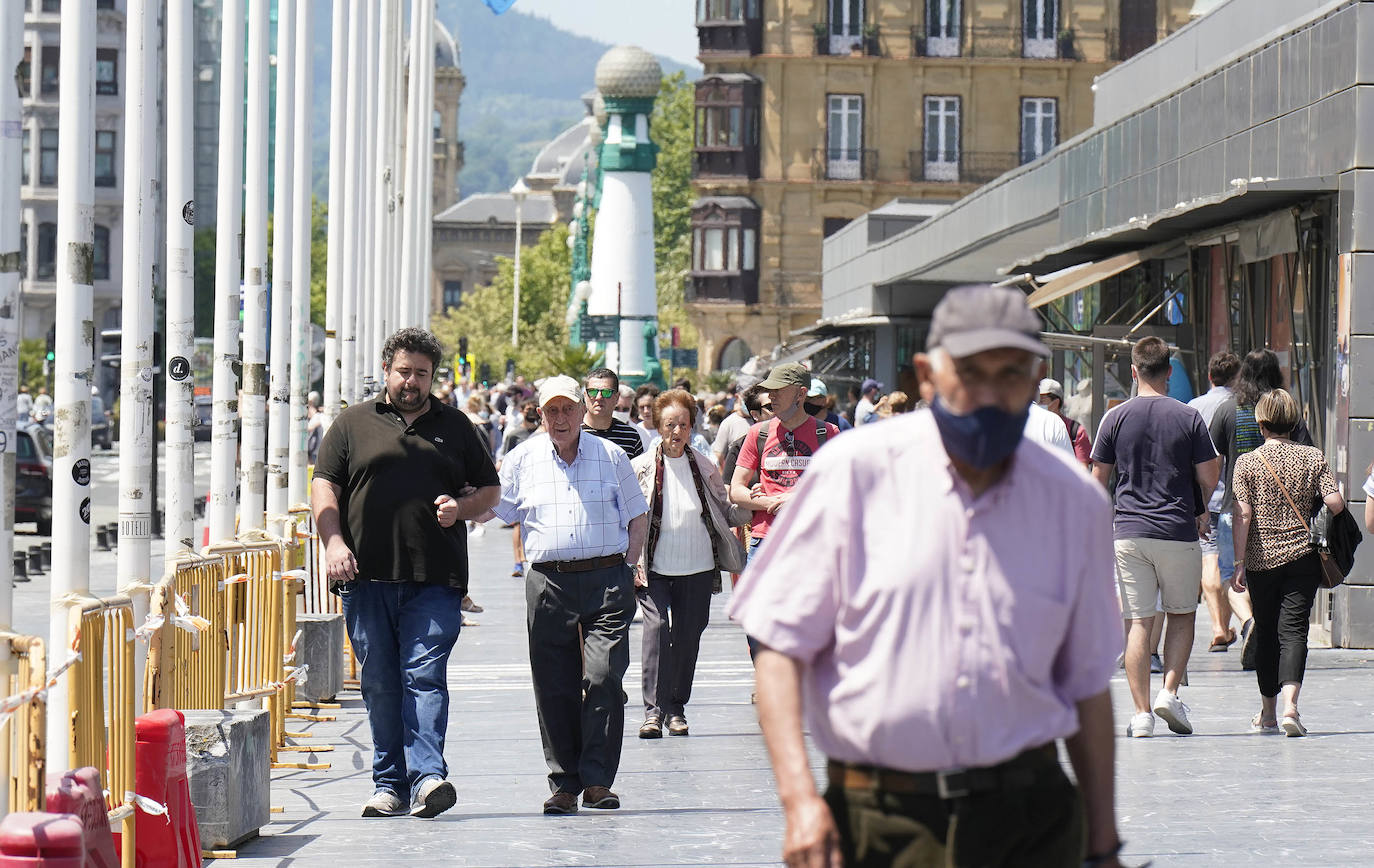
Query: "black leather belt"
827 743 1056 799
532 553 626 573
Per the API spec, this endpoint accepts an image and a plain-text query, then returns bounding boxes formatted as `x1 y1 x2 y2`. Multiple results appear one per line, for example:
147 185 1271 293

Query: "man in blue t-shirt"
1091 336 1220 740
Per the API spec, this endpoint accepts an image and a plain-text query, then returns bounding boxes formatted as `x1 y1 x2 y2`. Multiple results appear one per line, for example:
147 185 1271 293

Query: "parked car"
194 394 213 442
15 423 53 535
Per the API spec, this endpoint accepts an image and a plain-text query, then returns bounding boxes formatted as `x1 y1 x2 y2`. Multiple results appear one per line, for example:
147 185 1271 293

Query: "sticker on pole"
73 459 91 486
168 356 191 381
80 498 91 524
182 201 195 226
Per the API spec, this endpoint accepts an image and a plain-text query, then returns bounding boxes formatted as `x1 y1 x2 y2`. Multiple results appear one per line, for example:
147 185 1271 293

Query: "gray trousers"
638 569 714 718
526 562 634 794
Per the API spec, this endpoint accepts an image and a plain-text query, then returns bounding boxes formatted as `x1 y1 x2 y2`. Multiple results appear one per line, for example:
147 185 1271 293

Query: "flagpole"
340 0 365 404
360 0 380 393
373 0 400 361
267 0 296 526
288 0 315 508
324 0 349 422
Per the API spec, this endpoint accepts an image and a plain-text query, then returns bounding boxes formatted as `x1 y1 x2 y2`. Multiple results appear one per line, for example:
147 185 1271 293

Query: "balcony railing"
814 27 882 58
910 26 1076 60
693 147 760 180
688 272 759 306
697 18 763 55
814 148 878 182
909 150 1022 185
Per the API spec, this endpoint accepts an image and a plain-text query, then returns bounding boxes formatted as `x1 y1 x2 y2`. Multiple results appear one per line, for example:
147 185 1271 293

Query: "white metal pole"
399 0 426 331
267 0 295 524
340 0 364 405
416 0 436 327
0 0 24 643
165 0 195 566
209 0 246 544
324 0 349 422
372 0 398 367
513 199 523 347
117 0 158 714
239 0 269 532
288 0 314 508
390 10 406 336
360 0 379 395
49 0 96 772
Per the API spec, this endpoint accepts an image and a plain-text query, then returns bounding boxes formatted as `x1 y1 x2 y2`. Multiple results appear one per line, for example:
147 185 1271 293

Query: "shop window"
40 46 59 96
36 222 57 280
96 49 119 96
95 130 117 187
39 129 57 186
693 74 761 178
93 226 110 281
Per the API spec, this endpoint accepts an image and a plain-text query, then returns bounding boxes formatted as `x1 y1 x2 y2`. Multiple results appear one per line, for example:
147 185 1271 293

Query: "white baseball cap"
537 374 582 408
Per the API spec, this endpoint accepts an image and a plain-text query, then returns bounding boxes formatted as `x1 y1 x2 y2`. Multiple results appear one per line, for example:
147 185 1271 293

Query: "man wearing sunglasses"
581 368 645 459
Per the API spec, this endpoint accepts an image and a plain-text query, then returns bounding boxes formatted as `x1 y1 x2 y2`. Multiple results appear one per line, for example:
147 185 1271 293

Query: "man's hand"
1231 565 1247 593
324 537 358 585
434 494 459 528
768 492 794 514
632 564 648 589
781 794 843 868
1196 513 1211 540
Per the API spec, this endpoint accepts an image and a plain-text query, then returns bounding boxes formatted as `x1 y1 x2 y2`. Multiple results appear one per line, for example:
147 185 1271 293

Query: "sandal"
1280 711 1307 738
1208 629 1237 652
1250 712 1279 734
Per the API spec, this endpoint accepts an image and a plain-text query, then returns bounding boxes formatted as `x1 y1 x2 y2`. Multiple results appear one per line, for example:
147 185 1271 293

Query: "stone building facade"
687 0 1196 373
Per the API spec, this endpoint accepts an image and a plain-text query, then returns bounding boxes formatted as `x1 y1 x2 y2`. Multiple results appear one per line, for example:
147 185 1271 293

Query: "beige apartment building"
688 0 1196 373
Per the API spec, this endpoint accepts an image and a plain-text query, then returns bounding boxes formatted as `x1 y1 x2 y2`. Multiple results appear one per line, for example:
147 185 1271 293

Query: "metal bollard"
12 552 28 581
27 549 42 575
39 541 52 570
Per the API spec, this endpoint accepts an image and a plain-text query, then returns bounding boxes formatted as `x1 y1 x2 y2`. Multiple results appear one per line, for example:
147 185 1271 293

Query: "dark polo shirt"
314 396 499 591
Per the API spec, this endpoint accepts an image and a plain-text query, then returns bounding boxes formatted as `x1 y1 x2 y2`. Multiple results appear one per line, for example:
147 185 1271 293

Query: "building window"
690 197 761 305
442 281 463 309
828 0 864 54
826 94 864 180
18 223 26 274
41 0 60 11
20 128 29 186
36 223 57 280
922 95 960 181
693 74 761 178
718 337 752 370
96 49 119 96
97 0 114 8
1020 98 1057 163
16 47 31 97
925 0 961 56
39 129 58 186
40 46 59 95
95 130 117 187
433 109 442 141
697 0 758 21
92 225 110 281
1022 0 1058 58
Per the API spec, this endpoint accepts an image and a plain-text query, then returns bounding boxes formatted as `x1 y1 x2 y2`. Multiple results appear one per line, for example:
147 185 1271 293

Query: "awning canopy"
1025 242 1185 309
769 336 843 368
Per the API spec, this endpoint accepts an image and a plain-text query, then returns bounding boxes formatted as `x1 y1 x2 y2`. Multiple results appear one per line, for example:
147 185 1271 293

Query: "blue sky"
508 0 700 67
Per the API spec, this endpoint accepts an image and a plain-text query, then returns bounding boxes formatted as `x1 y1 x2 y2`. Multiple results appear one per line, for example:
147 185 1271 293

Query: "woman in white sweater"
631 389 748 738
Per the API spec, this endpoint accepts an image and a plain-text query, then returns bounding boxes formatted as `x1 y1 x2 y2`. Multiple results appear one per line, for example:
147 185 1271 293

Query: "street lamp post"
510 178 529 348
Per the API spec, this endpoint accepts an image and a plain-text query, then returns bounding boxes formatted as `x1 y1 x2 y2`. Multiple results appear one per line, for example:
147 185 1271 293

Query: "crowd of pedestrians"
308 291 1361 865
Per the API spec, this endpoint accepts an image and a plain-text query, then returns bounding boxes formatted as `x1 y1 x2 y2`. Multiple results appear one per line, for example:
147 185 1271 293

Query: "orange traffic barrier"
0 633 46 814
44 768 117 868
0 812 84 868
64 595 136 868
127 710 199 868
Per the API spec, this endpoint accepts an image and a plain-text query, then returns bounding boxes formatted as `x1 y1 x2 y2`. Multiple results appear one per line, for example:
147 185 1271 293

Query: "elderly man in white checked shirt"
484 375 649 815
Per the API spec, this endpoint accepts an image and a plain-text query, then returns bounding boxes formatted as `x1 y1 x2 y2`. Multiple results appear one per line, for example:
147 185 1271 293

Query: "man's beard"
389 384 427 412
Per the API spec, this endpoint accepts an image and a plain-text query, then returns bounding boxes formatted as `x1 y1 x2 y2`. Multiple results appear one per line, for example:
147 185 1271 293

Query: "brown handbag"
1256 450 1345 589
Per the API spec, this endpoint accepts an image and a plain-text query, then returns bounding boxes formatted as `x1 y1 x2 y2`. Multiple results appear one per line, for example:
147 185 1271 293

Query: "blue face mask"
929 396 1029 469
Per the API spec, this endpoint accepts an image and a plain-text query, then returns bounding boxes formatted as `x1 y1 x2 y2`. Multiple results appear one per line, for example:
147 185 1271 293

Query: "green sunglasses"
584 387 616 399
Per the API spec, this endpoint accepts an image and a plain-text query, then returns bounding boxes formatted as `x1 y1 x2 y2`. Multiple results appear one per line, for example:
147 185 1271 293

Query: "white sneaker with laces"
1126 711 1154 738
1152 689 1193 734
361 790 407 817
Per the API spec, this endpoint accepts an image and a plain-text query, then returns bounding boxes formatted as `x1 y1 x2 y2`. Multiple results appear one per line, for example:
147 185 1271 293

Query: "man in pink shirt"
731 285 1127 868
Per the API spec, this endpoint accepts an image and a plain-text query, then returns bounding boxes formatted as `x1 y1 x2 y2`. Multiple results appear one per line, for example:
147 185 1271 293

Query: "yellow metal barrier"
67 595 137 868
144 553 228 712
0 633 46 814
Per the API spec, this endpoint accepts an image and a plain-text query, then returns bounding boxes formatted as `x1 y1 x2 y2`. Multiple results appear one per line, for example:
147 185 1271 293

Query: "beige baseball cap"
537 375 582 408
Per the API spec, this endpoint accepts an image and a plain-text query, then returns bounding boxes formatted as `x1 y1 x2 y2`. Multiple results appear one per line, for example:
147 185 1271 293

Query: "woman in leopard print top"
1231 390 1346 737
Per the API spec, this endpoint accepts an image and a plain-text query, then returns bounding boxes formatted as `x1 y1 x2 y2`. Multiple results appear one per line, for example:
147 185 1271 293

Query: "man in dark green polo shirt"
312 327 500 820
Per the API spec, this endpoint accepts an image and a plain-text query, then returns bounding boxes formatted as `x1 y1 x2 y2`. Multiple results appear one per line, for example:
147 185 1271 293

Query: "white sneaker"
1126 711 1154 738
411 778 458 818
1152 689 1193 735
361 790 407 817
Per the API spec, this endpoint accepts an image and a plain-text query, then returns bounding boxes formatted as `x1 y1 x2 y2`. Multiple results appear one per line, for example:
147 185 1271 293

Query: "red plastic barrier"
127 709 201 868
44 769 117 868
0 812 84 867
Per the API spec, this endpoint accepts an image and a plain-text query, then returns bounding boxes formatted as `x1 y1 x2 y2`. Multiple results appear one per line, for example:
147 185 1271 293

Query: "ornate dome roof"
592 93 607 127
434 20 460 68
593 46 661 99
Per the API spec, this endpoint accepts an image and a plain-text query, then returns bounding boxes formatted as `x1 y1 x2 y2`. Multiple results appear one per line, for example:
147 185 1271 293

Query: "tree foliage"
650 72 699 354
430 224 573 381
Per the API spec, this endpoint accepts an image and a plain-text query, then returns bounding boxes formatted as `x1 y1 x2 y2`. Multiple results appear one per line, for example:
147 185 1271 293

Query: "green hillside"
308 2 697 198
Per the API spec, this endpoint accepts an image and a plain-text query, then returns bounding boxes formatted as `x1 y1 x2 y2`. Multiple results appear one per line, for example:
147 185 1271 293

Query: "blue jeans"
340 580 464 801
1217 511 1236 583
746 536 765 661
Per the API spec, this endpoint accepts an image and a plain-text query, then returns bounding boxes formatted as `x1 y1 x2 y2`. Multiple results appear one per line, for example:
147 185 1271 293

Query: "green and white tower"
587 46 663 383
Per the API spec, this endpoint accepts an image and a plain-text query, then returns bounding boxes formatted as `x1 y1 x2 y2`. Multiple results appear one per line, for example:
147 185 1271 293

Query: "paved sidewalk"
223 525 1374 866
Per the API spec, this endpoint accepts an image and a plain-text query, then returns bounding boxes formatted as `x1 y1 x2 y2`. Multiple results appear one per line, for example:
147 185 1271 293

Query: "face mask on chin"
612 410 631 423
929 396 1029 470
803 401 825 417
524 412 540 425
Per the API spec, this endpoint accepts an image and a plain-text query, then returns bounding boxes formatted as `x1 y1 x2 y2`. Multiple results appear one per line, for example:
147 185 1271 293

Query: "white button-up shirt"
493 431 648 563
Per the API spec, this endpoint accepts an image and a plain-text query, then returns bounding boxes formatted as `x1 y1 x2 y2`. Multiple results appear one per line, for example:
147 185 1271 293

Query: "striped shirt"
492 431 649 563
582 418 645 459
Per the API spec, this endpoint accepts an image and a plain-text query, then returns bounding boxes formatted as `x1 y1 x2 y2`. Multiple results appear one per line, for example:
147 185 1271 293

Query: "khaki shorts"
1114 537 1203 620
